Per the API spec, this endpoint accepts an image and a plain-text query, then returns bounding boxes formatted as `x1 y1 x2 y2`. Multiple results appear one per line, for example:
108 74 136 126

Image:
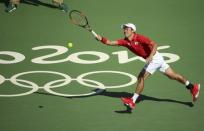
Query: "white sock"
132 93 139 103
185 80 190 86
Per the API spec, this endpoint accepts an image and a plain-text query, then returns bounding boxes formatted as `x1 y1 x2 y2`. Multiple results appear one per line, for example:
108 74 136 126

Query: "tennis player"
95 23 200 109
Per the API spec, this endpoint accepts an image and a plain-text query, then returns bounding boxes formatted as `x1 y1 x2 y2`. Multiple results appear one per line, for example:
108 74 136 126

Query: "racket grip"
91 30 98 38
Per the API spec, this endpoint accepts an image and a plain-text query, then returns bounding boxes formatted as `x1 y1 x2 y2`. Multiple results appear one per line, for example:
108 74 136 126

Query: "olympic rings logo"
0 70 137 97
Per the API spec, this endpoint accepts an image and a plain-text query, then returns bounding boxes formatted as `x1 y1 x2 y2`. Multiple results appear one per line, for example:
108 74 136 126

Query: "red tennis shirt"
117 33 154 59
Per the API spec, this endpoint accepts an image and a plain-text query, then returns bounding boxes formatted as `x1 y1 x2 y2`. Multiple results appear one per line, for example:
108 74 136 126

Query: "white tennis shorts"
144 51 169 74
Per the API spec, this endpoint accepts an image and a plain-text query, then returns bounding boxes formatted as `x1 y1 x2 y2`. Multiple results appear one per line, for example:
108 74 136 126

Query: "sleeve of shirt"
116 39 127 46
137 34 153 45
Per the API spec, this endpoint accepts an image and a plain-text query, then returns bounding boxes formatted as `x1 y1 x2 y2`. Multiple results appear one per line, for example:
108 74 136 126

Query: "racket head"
69 10 89 28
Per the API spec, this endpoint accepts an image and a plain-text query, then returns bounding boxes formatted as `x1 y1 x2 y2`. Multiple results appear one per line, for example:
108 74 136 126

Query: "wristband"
101 37 108 44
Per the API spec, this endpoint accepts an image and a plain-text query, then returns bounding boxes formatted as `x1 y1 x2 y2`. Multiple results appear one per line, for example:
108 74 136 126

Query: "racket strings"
70 12 87 27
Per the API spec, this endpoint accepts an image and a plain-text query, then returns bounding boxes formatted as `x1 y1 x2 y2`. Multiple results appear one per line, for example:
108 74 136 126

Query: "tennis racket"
69 10 98 38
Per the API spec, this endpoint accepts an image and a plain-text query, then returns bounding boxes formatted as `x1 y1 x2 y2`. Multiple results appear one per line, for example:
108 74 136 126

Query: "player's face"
123 27 134 38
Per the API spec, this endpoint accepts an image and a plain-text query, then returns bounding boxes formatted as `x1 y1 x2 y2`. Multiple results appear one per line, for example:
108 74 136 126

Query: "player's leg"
121 69 151 109
52 0 68 12
132 69 151 100
164 67 200 102
135 69 151 95
5 0 20 13
164 67 187 84
121 52 163 109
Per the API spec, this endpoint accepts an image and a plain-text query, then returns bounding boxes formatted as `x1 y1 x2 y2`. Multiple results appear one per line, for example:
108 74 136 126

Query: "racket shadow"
34 88 105 99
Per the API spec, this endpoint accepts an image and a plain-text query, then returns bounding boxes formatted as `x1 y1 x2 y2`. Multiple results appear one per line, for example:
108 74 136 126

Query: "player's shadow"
0 0 58 8
33 89 193 114
99 90 194 114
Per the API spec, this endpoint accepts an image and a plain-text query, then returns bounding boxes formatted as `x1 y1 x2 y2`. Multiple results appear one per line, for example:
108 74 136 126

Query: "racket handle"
91 30 98 38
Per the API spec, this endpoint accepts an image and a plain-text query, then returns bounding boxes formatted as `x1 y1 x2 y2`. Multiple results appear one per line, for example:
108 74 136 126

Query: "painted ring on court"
7 70 105 97
0 70 137 97
0 79 38 97
10 71 72 89
44 79 105 97
77 71 137 88
0 74 5 85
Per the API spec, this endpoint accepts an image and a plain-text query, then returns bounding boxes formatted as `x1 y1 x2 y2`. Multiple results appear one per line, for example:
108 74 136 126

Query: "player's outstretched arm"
95 34 118 46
